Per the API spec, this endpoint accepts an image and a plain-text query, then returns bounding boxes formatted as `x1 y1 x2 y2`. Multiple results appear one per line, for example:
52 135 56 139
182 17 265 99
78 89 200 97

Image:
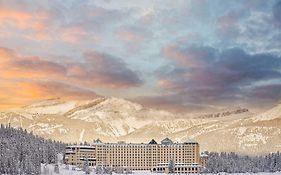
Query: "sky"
0 0 281 112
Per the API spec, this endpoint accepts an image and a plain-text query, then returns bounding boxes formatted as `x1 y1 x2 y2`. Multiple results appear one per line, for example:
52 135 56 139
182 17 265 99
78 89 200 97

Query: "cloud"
0 46 142 88
82 51 143 88
245 84 281 102
0 80 99 109
16 81 99 100
216 11 242 39
0 0 280 112
0 47 66 79
0 2 53 40
0 0 130 43
117 29 144 42
156 44 281 110
163 45 215 68
273 0 281 27
0 6 32 28
0 46 142 108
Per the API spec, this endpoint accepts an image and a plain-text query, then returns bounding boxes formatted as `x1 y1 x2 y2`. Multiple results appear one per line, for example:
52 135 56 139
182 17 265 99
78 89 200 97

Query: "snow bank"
41 164 281 175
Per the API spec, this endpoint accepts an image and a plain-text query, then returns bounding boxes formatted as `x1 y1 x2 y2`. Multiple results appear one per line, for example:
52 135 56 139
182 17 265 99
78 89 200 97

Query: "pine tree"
168 159 175 174
205 151 281 173
0 125 66 174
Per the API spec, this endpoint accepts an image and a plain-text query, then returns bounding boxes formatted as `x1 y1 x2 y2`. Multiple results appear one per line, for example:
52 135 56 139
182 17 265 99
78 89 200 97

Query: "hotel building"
64 138 207 173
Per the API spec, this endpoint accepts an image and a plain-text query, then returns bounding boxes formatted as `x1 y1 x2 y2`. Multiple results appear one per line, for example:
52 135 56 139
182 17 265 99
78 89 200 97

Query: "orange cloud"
0 80 99 109
16 81 99 100
158 79 175 89
0 47 66 79
0 8 32 28
0 47 142 109
0 6 53 41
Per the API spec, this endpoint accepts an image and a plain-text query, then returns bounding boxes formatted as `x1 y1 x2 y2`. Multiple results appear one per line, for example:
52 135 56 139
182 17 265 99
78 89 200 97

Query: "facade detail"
64 138 207 173
64 145 96 166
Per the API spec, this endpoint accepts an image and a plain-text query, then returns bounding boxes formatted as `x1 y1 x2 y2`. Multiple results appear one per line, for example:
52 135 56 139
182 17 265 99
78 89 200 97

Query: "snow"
229 126 281 150
27 123 65 135
41 164 281 175
254 103 281 121
24 100 77 115
67 145 94 148
79 129 85 142
58 128 68 134
1 97 280 155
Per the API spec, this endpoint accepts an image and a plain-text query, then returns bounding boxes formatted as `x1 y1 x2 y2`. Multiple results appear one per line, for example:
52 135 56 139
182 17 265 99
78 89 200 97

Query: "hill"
0 97 280 154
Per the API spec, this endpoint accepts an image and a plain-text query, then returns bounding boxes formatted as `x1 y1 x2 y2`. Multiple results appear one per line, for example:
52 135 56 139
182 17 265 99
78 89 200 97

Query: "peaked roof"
200 152 209 157
161 137 173 144
94 138 103 144
148 139 158 144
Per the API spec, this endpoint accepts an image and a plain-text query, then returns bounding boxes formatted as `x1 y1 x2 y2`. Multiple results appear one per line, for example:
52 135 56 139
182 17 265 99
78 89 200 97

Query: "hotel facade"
64 138 207 173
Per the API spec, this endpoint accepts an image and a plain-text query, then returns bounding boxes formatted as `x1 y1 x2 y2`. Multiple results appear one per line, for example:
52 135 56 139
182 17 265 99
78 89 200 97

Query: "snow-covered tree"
82 157 90 174
205 151 281 173
168 159 175 174
54 164 59 174
0 124 66 174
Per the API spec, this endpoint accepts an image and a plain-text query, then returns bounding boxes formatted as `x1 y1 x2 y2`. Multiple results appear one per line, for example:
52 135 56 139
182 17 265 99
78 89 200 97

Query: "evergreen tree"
205 151 281 173
168 159 175 174
0 124 66 174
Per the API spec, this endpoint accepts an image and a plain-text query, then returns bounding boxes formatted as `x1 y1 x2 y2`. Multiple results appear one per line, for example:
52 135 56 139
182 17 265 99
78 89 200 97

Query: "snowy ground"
41 164 281 175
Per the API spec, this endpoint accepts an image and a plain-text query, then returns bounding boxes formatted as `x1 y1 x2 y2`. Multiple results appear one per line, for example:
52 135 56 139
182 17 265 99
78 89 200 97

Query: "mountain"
0 97 280 154
253 103 281 121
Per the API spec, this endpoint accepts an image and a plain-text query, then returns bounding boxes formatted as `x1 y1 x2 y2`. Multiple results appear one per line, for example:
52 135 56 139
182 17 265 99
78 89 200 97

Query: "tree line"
0 124 66 174
204 151 281 173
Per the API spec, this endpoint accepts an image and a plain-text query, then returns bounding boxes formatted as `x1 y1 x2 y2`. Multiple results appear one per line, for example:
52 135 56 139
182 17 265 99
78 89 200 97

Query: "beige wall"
64 146 96 166
65 142 202 171
95 142 200 170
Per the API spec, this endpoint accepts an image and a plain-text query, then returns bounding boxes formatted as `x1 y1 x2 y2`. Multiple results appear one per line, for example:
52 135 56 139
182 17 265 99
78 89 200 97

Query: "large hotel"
64 138 208 174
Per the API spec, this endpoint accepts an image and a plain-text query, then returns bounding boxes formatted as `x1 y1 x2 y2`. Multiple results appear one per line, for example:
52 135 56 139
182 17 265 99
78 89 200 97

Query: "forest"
1 124 281 174
0 124 65 174
205 151 281 173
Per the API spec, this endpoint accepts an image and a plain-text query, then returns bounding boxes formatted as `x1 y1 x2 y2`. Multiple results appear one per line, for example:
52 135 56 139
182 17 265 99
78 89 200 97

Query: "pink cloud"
163 45 207 68
117 30 144 42
0 47 142 109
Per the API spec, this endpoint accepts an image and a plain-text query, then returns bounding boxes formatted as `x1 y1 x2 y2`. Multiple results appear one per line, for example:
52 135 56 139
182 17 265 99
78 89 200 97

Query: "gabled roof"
200 152 208 157
161 137 173 145
94 138 103 144
148 139 158 144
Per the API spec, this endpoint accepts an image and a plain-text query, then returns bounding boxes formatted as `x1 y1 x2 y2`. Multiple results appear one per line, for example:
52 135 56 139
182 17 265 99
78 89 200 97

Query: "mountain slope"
0 98 280 154
254 103 281 121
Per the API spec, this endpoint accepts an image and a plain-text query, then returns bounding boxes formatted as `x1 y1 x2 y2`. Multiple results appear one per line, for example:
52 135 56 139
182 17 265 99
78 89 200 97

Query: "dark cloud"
157 44 281 109
0 46 142 89
12 57 67 75
82 51 143 88
246 84 281 101
273 0 281 27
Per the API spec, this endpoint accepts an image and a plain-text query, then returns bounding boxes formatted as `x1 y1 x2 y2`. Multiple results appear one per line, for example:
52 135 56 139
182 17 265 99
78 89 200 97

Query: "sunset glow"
0 0 281 112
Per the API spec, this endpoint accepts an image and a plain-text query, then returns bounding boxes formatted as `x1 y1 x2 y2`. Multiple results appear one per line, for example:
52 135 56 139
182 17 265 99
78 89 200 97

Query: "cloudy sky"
0 0 281 112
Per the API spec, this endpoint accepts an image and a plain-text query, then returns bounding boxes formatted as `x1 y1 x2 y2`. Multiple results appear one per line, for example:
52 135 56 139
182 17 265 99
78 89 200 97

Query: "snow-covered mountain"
0 97 280 154
254 103 281 121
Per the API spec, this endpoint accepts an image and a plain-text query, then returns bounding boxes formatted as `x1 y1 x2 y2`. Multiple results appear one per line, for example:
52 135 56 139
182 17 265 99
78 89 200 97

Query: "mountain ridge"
0 97 280 154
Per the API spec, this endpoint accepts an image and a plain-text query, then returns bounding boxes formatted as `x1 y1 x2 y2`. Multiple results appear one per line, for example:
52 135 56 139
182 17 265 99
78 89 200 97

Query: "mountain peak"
254 103 281 121
102 97 143 111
